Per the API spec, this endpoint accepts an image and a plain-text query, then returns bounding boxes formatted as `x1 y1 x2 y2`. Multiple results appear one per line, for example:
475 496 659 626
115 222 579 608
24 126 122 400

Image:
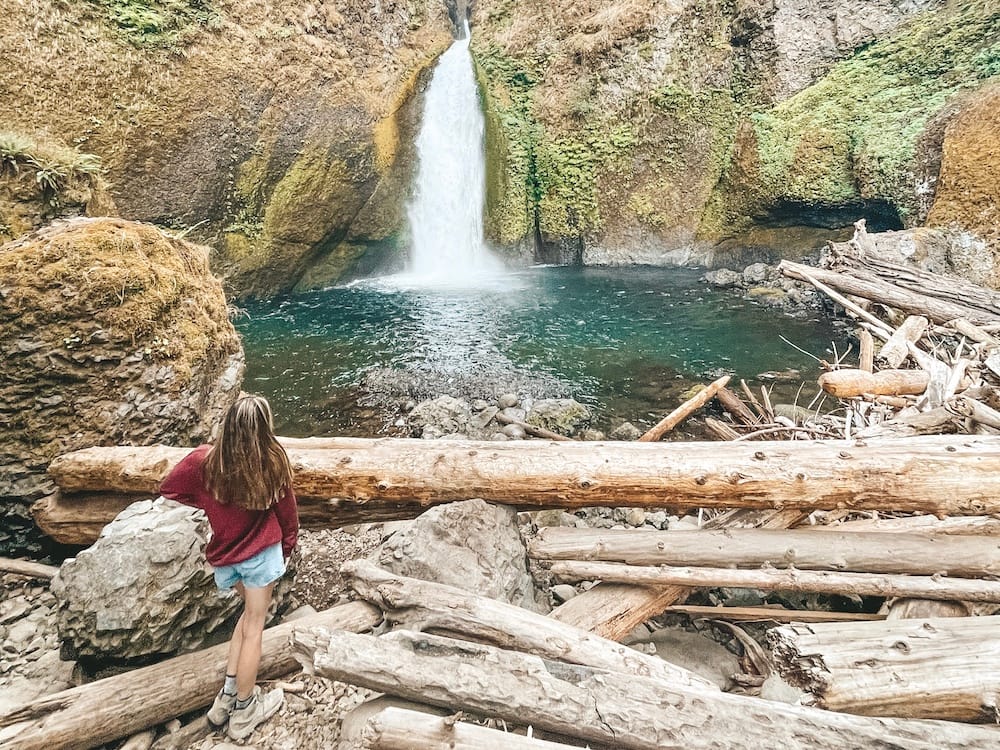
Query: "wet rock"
498 393 520 409
51 498 293 661
742 262 773 285
526 398 592 437
609 421 642 441
374 499 547 613
407 396 473 438
501 423 527 439
703 268 743 288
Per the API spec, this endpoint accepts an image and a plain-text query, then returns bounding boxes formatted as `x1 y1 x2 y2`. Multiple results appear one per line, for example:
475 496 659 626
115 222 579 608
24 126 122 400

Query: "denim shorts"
214 543 285 590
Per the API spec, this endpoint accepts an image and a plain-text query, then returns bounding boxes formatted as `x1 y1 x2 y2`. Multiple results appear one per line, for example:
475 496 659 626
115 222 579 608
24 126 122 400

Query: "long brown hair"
203 395 293 510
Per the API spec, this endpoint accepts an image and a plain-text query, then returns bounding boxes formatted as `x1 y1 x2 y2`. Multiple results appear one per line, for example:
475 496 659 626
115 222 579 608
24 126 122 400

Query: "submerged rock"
51 498 293 662
373 499 547 613
0 218 243 555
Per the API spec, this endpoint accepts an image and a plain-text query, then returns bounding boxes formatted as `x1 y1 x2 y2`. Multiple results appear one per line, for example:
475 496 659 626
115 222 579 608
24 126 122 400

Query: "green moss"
717 0 1000 228
89 0 219 47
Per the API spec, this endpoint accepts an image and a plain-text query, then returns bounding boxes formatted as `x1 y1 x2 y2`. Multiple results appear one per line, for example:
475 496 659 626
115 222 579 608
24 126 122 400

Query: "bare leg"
235 582 274 700
224 582 247 680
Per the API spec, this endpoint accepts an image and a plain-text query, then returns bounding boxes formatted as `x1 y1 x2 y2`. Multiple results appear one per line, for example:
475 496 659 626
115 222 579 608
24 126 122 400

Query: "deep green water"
236 266 848 436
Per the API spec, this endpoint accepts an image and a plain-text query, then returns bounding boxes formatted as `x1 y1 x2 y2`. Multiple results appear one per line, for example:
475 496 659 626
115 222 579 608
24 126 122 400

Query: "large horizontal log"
815 514 1000 536
342 560 715 690
529 527 1000 577
46 436 1000 517
818 368 929 398
294 627 1000 750
665 605 885 623
363 707 583 750
0 601 379 750
547 560 1000 603
770 615 1000 721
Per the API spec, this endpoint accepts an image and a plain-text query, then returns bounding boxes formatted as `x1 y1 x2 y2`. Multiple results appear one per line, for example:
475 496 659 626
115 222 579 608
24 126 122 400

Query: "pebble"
498 393 519 409
551 584 578 603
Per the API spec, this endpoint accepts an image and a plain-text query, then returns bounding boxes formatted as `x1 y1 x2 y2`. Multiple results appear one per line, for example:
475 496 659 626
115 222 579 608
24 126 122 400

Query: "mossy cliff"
0 0 452 297
472 0 1000 268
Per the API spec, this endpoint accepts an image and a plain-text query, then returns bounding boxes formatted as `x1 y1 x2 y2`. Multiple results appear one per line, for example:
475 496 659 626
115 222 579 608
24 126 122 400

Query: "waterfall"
405 22 503 283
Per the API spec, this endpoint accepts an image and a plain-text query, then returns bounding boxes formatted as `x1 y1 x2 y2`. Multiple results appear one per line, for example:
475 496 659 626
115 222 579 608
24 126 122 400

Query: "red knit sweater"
159 444 299 567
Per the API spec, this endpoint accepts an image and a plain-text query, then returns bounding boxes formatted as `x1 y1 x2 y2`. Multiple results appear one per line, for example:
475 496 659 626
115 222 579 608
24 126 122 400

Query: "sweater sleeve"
159 446 209 507
274 485 299 558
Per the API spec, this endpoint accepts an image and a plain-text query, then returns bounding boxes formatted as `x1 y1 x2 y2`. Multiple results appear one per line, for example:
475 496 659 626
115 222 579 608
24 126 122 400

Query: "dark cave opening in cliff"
759 199 905 233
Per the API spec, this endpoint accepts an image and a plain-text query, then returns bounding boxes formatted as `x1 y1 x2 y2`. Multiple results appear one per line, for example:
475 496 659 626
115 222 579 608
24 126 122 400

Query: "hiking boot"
227 686 284 740
207 689 237 727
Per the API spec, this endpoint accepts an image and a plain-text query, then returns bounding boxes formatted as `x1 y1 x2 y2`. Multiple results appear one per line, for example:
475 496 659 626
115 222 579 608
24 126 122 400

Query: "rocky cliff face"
0 0 453 297
0 218 243 553
472 0 999 272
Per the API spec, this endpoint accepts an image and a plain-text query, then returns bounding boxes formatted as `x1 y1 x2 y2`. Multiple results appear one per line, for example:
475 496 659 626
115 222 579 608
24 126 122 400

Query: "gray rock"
500 406 527 423
609 421 642 441
550 584 578 604
742 262 773 284
526 398 592 436
642 627 741 690
579 428 605 441
498 393 520 409
501 423 526 439
408 396 473 437
52 498 293 661
622 508 646 527
760 671 809 704
702 268 742 288
646 510 669 529
374 499 547 613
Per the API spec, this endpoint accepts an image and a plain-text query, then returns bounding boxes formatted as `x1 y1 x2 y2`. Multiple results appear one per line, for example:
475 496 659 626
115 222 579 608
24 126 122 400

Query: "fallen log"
529 527 1000 577
814 514 1000 536
34 490 430 545
341 560 715 690
818 368 929 398
0 601 379 750
638 374 731 441
665 605 885 623
855 406 959 439
46 436 1000 517
548 509 807 640
877 316 929 369
294 627 1000 750
769 615 1000 721
780 260 999 326
948 395 1000 432
0 558 59 580
547 560 1000 603
716 387 759 426
363 707 582 750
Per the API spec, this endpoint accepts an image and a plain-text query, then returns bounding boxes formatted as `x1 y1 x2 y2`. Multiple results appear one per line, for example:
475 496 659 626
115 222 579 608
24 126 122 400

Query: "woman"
160 394 298 740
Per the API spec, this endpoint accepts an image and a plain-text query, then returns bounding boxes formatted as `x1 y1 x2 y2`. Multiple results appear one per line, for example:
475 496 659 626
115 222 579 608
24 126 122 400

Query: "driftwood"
856 406 959 439
294 627 1000 750
704 417 740 440
493 412 572 441
858 329 875 372
0 558 59 580
0 601 379 750
549 509 807 640
665 605 885 623
46 436 1000 517
770 615 1000 721
638 375 731 441
815 514 1000 536
716 387 758 426
363 707 581 750
949 395 1000 431
780 260 999 327
818 368 929 398
547 560 1000 603
877 316 929 369
529 527 1000 577
341 560 715 690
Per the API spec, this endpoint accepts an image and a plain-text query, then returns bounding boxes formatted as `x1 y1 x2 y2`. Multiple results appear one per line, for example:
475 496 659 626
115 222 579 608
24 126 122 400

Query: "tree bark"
294 627 1000 750
638 375 730 441
769 615 1000 721
818 368 929 398
547 560 1000 604
341 560 715 690
46 435 1000 517
0 601 379 750
363 707 585 750
529 527 1000 577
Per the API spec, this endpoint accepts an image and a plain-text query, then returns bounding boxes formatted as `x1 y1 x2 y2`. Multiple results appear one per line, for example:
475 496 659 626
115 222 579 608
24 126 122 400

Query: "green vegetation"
725 0 1000 226
0 132 102 206
89 0 218 47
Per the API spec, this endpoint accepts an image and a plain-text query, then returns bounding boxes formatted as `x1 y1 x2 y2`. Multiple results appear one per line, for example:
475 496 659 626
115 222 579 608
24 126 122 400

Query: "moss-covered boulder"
0 218 244 553
0 133 115 244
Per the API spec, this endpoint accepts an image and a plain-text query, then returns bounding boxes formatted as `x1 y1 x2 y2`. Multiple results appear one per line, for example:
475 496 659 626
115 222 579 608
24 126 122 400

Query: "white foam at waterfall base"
394 23 505 289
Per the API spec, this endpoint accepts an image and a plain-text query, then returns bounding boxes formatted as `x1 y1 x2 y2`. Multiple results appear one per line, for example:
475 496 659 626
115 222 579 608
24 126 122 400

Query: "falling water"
405 22 503 283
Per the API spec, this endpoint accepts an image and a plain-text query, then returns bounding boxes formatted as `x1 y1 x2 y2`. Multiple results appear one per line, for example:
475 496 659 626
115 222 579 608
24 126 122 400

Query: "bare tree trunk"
341 560 715 690
529 527 1000 577
0 602 379 750
770 615 1000 721
547 560 1000 603
294 627 1000 750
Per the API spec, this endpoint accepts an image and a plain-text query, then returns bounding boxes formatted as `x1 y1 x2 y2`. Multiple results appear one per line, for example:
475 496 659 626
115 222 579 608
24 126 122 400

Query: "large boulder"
51 498 294 662
526 398 592 437
373 499 546 613
0 218 244 553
